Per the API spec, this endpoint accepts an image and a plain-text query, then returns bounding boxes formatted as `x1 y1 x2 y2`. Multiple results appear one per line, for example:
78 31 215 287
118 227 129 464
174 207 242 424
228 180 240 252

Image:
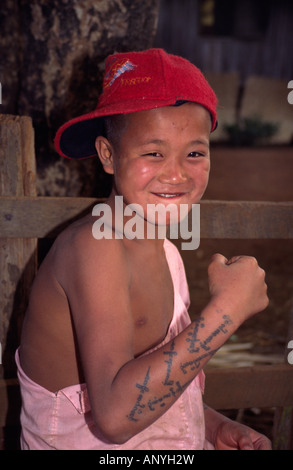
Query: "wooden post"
273 302 293 450
0 114 37 448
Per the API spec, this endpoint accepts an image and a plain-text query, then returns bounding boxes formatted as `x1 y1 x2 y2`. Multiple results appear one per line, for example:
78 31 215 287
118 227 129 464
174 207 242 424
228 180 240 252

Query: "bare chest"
129 254 174 357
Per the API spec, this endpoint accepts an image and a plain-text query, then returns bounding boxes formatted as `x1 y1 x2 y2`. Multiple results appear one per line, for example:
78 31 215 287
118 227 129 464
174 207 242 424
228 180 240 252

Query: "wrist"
206 296 244 331
204 405 231 445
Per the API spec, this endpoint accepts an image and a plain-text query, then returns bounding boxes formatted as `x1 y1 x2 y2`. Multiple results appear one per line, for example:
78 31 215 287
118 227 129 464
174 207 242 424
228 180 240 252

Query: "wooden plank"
273 302 293 449
273 406 293 450
0 196 98 238
1 197 293 239
204 364 293 410
200 200 293 239
0 379 20 427
0 115 36 197
0 115 38 379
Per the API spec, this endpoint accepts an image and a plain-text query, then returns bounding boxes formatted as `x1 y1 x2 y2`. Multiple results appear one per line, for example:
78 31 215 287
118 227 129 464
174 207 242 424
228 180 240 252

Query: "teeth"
157 193 181 198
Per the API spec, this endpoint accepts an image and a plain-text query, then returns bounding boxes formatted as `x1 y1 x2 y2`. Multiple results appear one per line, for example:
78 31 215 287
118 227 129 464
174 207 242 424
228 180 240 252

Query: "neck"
105 191 167 250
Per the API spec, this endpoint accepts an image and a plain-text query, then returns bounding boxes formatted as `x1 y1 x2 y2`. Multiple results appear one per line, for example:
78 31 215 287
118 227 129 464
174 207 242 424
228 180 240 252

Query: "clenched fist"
208 254 269 326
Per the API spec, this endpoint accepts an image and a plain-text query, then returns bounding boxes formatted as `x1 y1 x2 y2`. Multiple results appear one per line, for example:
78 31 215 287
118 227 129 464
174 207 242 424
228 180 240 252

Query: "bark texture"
0 0 160 196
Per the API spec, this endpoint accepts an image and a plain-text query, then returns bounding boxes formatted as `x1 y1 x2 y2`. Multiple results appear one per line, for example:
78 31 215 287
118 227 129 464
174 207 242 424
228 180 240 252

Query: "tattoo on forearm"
127 367 151 422
148 379 191 411
127 314 233 422
186 316 205 353
186 314 232 353
180 348 219 374
181 314 232 372
162 339 177 386
198 315 232 352
127 366 191 422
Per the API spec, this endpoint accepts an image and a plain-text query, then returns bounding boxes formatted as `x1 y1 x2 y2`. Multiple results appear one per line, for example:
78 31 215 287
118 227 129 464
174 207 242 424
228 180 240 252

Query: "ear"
95 136 114 175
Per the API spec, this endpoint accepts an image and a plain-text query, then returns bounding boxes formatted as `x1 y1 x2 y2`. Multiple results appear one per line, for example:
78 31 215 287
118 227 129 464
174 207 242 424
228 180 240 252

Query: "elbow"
93 413 134 445
101 429 132 446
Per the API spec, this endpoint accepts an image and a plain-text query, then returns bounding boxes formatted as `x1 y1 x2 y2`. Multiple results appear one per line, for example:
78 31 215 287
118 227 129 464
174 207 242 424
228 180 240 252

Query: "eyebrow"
139 138 209 147
189 139 210 148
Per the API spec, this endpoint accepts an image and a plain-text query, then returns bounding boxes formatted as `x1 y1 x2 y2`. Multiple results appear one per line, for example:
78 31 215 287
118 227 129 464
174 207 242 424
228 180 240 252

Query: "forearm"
94 300 241 443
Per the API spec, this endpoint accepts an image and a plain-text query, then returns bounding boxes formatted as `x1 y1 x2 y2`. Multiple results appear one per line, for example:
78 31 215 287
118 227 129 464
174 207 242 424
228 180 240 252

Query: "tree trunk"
0 0 160 197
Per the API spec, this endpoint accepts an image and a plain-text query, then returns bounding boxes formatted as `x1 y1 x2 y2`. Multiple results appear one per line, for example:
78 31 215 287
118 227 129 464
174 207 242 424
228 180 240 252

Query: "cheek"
188 161 210 202
193 160 210 186
202 160 211 184
125 160 157 187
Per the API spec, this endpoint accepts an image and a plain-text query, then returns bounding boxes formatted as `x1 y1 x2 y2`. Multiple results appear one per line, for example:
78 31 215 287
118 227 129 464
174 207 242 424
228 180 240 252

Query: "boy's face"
97 102 211 223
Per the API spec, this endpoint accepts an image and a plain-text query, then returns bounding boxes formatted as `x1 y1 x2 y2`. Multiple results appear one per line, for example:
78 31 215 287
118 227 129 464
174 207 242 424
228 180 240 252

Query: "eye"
142 152 162 158
188 151 205 158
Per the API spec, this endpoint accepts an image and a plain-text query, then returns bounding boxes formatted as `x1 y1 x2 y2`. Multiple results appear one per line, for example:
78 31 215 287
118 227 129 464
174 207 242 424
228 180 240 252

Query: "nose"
158 158 188 185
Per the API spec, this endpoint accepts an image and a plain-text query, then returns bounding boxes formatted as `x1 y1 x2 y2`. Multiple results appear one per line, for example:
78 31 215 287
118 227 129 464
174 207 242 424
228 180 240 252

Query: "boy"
17 49 271 450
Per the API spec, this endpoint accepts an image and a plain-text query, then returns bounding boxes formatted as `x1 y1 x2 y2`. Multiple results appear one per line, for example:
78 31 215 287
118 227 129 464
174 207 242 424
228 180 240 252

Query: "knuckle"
257 266 265 277
264 296 270 308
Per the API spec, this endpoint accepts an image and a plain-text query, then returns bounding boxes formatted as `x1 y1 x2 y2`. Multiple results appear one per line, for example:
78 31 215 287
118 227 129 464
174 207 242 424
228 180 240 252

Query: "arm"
204 406 272 450
58 231 268 444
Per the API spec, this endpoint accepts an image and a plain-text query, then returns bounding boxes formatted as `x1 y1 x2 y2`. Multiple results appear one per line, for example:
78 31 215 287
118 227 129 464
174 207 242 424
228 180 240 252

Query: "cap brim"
54 113 105 159
55 100 218 159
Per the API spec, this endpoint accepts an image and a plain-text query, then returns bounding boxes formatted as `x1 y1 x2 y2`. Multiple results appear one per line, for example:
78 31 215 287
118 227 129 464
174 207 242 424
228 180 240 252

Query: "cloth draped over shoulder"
16 239 208 450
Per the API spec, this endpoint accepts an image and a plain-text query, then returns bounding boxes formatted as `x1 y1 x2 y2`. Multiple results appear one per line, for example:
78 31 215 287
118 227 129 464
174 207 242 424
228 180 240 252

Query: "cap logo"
121 76 151 86
103 58 136 90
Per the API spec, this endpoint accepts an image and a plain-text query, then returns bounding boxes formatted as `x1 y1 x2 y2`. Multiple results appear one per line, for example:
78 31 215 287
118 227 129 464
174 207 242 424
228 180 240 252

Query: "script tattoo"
127 364 191 422
180 349 218 374
186 316 205 353
181 314 232 373
127 314 233 422
200 315 232 351
147 379 191 411
186 314 232 352
162 339 177 386
127 367 151 422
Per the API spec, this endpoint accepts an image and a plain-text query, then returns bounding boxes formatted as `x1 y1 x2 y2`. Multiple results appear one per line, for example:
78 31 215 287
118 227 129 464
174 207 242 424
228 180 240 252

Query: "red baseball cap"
54 48 218 159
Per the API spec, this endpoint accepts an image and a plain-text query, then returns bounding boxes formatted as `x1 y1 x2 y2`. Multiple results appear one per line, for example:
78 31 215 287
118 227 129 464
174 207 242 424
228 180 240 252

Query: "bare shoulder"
50 215 135 386
51 214 130 294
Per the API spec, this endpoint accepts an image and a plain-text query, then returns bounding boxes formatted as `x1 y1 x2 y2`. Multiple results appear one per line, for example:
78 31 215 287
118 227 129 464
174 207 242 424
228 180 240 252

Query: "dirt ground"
181 145 293 444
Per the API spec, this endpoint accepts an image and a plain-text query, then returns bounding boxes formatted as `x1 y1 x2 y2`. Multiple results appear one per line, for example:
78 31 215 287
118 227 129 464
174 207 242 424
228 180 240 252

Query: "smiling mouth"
153 193 185 198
